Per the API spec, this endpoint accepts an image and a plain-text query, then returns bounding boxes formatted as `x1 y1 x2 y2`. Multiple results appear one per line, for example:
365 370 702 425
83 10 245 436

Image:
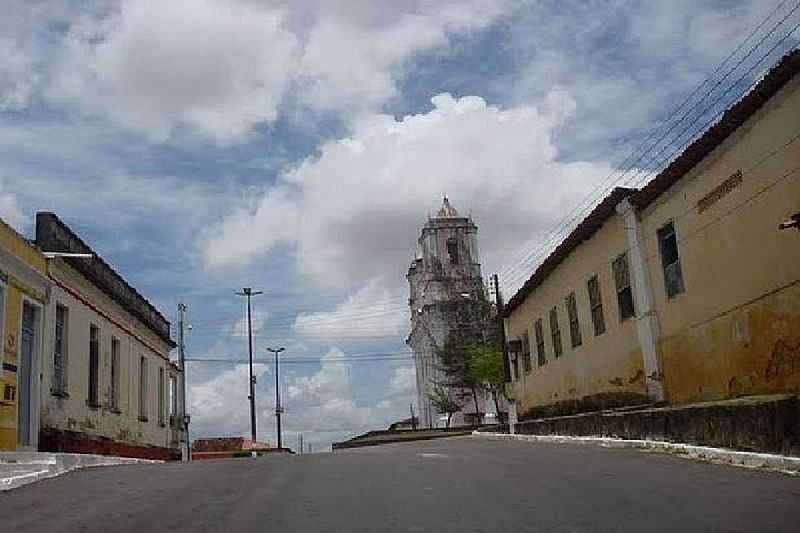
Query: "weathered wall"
408 206 496 428
639 75 800 403
0 220 49 450
506 214 646 414
39 260 176 453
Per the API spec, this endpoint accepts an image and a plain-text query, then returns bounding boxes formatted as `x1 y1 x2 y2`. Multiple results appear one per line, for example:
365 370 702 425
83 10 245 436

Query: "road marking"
420 453 448 458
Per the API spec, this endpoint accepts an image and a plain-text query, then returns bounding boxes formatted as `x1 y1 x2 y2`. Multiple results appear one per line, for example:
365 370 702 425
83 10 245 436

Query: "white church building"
406 198 499 428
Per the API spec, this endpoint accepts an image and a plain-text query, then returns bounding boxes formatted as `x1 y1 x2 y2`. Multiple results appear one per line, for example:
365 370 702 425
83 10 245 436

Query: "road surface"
1 436 798 532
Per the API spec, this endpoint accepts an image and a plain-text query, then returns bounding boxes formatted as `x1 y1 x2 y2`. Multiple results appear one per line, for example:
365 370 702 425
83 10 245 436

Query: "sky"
2 0 798 451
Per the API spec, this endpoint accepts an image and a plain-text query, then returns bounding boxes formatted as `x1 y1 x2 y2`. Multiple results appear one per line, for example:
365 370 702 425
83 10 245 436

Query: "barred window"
587 275 606 336
612 253 635 321
565 292 582 348
549 306 563 358
658 222 685 298
88 325 99 406
139 356 148 420
53 305 68 395
521 332 532 373
110 338 120 410
512 352 519 380
534 319 546 367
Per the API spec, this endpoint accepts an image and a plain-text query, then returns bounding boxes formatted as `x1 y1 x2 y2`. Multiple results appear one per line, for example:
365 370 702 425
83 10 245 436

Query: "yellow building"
505 50 800 416
0 218 50 450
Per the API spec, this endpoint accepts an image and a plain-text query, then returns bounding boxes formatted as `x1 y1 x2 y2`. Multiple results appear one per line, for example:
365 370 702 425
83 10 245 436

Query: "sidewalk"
475 432 800 475
1 452 161 491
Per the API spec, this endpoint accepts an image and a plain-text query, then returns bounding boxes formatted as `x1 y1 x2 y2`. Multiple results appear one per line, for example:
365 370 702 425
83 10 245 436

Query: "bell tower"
406 197 487 428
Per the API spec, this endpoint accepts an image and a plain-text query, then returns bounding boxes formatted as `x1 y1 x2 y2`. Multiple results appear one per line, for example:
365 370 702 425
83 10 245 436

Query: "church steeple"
435 196 460 218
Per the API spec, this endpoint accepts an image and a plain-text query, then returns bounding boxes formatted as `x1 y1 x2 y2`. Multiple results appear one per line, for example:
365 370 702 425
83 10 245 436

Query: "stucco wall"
639 76 800 403
0 220 49 450
506 72 800 413
506 215 646 414
40 260 175 451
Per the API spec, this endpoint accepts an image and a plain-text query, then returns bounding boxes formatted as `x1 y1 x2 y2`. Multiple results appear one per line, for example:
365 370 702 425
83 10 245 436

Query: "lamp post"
236 288 263 450
267 347 285 449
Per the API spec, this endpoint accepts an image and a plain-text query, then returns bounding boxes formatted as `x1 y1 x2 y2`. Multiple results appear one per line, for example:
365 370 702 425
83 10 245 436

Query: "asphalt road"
1 436 798 532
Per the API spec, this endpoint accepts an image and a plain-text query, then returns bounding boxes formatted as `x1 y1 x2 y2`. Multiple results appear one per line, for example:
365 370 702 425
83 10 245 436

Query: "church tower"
406 197 488 428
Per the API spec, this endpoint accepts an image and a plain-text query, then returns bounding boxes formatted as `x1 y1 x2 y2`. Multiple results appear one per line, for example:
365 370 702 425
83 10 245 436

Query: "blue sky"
2 0 797 450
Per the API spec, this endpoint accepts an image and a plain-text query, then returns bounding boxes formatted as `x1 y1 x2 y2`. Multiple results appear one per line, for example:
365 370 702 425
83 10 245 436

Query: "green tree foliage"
468 344 506 424
436 333 483 423
428 386 463 428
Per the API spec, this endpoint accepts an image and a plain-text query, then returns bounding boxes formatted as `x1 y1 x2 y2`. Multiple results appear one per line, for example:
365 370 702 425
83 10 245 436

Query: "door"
19 303 37 447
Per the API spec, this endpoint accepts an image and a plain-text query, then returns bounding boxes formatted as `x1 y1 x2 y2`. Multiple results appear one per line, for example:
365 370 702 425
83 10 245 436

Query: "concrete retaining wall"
483 394 799 455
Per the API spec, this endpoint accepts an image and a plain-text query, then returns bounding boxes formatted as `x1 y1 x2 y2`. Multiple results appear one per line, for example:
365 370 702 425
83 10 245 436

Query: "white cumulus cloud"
293 280 407 343
48 0 299 143
202 92 613 291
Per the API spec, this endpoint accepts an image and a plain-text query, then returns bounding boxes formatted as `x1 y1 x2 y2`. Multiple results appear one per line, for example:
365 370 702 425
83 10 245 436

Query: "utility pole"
267 346 285 449
299 434 303 455
177 303 190 462
236 288 263 454
410 403 417 430
492 274 509 384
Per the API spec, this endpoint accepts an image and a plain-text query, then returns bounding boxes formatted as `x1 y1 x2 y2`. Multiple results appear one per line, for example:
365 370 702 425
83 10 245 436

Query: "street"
1 437 798 532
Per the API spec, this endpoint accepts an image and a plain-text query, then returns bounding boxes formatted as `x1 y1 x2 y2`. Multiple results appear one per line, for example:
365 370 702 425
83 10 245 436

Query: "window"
110 338 120 411
534 319 546 367
565 292 582 348
511 352 519 380
446 238 459 264
0 284 4 347
169 375 178 418
549 306 562 358
658 221 685 298
139 356 148 421
508 340 520 380
158 367 165 426
587 276 606 336
88 325 99 406
521 332 531 373
612 253 635 321
53 305 68 395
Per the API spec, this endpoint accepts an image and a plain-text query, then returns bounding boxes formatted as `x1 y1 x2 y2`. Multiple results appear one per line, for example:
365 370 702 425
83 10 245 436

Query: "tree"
468 344 506 424
437 333 483 424
428 386 463 429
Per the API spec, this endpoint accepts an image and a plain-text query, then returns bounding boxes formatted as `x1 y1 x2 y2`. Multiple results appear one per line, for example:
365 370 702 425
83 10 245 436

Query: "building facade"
35 213 182 459
504 51 800 416
407 197 496 428
0 219 50 451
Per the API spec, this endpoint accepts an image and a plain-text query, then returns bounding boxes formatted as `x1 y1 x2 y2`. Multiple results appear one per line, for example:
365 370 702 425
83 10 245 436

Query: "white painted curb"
474 432 800 475
1 454 162 491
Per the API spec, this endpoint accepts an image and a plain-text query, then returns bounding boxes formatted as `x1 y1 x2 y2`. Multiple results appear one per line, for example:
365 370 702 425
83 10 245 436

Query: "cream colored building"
505 50 800 416
35 212 181 459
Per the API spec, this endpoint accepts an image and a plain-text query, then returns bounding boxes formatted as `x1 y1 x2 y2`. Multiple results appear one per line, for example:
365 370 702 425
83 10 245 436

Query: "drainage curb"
1 454 162 491
474 432 800 475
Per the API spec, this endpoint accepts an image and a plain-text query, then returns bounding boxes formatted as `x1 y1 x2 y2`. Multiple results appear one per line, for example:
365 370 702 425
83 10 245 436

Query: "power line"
502 39 800 293
513 134 800 304
497 1 800 290
185 356 415 365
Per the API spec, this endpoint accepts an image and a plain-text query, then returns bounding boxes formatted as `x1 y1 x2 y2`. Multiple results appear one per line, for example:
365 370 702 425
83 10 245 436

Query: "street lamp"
235 288 263 451
267 346 285 450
